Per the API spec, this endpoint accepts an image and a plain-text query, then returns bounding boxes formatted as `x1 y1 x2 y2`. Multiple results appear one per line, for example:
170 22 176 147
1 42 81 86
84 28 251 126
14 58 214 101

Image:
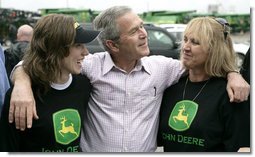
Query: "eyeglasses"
214 18 230 40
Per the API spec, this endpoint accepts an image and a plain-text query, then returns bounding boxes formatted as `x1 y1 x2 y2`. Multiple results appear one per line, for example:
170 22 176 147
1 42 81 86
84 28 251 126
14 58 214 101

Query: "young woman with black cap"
0 14 99 152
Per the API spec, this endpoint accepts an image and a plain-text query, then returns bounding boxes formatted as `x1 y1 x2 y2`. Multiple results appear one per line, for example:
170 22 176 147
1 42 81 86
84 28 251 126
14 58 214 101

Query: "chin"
183 62 190 69
142 50 150 57
72 69 81 75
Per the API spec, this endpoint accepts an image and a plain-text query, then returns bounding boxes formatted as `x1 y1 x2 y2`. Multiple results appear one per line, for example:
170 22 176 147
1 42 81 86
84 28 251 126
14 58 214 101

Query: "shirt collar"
140 58 152 75
102 53 151 75
51 74 72 90
102 53 115 75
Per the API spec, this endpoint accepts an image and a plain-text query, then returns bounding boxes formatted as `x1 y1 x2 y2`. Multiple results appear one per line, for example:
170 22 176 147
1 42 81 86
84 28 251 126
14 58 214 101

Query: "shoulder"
141 55 181 69
142 55 179 62
163 76 186 95
86 52 108 60
83 52 108 66
73 74 91 86
206 77 230 108
82 52 108 74
209 77 227 89
72 74 92 98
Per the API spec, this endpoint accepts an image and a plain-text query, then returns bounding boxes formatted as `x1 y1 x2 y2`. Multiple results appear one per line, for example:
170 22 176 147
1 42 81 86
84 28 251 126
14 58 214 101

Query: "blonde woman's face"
181 34 208 70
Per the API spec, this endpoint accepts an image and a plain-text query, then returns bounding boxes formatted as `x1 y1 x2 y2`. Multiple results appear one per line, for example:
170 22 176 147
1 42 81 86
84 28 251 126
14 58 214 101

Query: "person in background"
4 24 33 79
0 44 10 116
236 47 250 152
0 14 99 152
158 17 249 152
8 23 17 43
9 6 249 152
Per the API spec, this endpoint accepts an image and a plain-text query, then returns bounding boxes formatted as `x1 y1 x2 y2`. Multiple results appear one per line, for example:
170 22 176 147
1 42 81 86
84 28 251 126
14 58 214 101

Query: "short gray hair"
93 6 132 51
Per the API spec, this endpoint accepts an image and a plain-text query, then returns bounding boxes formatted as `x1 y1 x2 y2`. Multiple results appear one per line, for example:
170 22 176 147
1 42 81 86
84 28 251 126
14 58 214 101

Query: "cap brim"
75 26 100 44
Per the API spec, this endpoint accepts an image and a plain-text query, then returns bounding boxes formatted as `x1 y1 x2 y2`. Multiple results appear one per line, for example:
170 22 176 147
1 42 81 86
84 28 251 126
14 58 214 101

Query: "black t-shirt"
0 74 91 152
158 76 242 152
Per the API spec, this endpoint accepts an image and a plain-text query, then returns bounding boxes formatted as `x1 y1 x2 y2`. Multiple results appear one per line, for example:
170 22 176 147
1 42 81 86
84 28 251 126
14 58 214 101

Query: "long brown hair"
22 14 76 95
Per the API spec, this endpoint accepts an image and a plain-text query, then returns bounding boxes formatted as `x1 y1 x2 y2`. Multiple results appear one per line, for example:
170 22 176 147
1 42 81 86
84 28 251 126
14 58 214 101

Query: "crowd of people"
0 5 250 152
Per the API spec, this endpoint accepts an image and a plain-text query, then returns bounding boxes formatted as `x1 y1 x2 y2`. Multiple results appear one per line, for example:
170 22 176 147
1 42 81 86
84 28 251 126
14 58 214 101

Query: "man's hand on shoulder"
227 72 250 102
8 66 38 131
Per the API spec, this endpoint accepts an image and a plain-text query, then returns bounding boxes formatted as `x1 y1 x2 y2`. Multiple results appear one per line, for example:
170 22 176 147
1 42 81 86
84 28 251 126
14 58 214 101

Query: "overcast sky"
1 0 251 14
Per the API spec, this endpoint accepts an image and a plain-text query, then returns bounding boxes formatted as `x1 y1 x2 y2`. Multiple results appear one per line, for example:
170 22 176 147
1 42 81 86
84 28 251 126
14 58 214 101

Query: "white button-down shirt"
80 52 185 152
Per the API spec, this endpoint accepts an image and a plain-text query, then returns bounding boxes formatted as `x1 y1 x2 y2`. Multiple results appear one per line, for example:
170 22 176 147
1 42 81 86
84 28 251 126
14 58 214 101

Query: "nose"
182 41 192 54
139 27 147 39
183 40 191 50
82 46 89 56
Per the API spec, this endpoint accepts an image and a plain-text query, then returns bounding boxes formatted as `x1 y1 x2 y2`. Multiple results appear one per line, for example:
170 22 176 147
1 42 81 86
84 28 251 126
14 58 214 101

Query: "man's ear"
106 40 119 52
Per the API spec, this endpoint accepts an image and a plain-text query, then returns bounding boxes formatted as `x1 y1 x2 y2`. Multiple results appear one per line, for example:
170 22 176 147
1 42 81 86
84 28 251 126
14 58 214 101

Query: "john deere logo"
53 109 81 145
169 100 198 131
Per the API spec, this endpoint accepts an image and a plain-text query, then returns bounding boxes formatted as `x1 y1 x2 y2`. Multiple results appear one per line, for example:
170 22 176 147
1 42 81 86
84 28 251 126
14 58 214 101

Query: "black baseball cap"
74 22 100 44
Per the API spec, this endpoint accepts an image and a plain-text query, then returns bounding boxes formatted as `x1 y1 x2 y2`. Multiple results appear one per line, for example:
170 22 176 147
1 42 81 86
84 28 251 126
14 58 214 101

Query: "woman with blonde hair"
158 17 247 152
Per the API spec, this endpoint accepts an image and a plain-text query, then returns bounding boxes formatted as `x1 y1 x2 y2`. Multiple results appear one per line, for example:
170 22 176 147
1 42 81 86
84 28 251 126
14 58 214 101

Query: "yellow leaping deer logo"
169 100 198 131
59 116 78 137
173 104 189 127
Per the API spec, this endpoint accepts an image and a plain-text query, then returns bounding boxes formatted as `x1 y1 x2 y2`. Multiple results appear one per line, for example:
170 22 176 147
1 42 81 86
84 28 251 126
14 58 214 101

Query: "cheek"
193 54 207 67
62 58 69 67
200 53 208 62
63 57 76 68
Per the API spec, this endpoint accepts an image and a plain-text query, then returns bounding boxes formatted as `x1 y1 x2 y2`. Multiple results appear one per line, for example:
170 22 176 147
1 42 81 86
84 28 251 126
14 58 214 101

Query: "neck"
54 73 70 84
112 56 137 73
189 69 210 82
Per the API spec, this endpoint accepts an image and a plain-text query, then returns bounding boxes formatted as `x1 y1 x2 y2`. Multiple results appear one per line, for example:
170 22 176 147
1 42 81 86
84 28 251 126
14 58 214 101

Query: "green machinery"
192 13 250 33
0 7 250 45
140 10 250 33
39 8 98 23
140 10 196 24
